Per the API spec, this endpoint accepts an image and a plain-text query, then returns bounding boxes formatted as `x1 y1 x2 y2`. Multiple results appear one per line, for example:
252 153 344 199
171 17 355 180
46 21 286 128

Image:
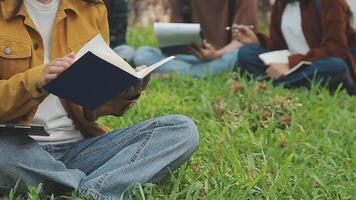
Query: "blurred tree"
257 0 273 31
128 0 170 26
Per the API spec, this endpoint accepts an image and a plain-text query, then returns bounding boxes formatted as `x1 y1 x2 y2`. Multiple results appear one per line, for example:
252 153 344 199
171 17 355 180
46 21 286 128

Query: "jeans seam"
72 131 145 162
78 186 119 200
129 120 164 163
93 173 109 194
72 120 166 162
129 129 154 164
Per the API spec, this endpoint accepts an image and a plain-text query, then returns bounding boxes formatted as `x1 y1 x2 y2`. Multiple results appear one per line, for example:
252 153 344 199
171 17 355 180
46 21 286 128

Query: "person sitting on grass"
0 0 199 199
104 0 135 63
234 0 355 94
133 0 257 78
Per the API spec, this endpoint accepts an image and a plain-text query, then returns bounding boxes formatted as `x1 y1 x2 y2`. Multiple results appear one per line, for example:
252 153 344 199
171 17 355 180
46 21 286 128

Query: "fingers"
232 24 254 36
38 53 76 87
266 67 274 79
57 57 75 66
51 60 71 69
46 66 66 74
66 52 76 59
203 41 214 50
266 66 281 80
135 65 148 72
44 73 58 81
189 46 204 59
236 25 251 31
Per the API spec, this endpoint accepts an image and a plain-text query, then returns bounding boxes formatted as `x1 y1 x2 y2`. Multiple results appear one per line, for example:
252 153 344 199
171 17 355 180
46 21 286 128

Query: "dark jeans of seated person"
237 44 354 94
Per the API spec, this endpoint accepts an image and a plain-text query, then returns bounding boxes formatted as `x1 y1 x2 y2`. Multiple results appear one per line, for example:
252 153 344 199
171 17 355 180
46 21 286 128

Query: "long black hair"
10 0 101 19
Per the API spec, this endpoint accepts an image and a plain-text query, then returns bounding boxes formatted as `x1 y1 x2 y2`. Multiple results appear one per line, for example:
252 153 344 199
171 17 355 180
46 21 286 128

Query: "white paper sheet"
259 50 291 65
154 23 203 48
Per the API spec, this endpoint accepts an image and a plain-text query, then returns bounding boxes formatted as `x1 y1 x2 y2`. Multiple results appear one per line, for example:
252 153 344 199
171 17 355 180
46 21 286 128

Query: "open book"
259 50 312 76
154 23 204 48
44 34 175 110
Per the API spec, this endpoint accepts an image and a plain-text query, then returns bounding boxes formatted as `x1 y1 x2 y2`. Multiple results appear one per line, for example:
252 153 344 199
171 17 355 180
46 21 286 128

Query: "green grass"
5 28 356 200
104 74 356 200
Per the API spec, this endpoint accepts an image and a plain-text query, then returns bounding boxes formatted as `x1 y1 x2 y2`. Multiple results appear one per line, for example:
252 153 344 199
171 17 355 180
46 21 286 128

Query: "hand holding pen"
227 24 260 45
225 25 254 31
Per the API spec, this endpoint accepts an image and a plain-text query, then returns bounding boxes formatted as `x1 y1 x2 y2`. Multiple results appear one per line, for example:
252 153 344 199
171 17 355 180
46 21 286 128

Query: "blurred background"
127 0 355 28
127 0 273 29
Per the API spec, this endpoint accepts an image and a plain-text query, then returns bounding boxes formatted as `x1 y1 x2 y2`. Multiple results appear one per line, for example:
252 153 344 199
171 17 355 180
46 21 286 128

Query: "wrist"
215 50 223 58
121 92 141 101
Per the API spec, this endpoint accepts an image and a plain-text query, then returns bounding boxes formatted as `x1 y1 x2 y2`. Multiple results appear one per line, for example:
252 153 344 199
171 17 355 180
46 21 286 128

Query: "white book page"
154 23 203 47
91 51 136 75
135 56 176 79
75 34 136 74
259 50 312 75
259 50 291 65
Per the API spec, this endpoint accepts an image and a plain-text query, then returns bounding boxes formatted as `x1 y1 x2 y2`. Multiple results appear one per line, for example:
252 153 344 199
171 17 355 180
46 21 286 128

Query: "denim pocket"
42 143 74 160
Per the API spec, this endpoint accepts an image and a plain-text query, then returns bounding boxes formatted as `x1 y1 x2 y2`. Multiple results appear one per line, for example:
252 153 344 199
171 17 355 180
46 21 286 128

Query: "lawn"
5 28 356 199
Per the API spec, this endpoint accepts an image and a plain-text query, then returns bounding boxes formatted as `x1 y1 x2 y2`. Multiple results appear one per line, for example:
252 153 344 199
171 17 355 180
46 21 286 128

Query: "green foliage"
5 27 356 200
126 27 158 48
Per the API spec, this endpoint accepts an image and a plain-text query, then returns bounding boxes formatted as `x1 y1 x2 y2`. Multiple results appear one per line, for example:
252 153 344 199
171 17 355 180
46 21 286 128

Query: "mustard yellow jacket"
0 0 137 137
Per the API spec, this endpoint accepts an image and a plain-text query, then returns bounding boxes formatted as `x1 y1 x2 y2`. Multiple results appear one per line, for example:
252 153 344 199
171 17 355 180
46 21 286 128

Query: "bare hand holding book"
259 50 311 76
44 34 175 110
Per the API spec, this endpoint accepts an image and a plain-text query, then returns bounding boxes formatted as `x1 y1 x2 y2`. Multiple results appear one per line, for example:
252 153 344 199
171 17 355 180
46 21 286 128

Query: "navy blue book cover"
43 52 140 111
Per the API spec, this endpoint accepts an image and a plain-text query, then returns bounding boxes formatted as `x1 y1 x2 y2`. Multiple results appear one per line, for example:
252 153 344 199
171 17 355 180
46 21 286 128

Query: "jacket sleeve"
0 65 48 122
83 3 139 121
288 0 351 68
233 0 257 28
169 0 184 22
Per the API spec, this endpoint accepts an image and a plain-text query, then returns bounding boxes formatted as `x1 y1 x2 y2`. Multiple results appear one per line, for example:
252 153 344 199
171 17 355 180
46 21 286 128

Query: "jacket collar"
0 0 97 20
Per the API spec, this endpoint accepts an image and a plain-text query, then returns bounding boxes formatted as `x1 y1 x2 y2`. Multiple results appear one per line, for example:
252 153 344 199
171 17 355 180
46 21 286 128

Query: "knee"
164 115 199 153
113 45 135 62
238 44 261 59
237 44 261 66
133 46 158 66
324 57 350 75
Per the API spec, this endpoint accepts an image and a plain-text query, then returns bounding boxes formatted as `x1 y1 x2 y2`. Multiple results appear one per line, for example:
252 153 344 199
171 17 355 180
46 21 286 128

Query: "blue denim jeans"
133 46 239 78
237 44 354 94
0 115 199 200
113 45 135 64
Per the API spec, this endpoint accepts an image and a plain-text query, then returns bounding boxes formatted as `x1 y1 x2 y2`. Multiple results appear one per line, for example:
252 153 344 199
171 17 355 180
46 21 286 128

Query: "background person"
134 0 257 78
235 0 355 94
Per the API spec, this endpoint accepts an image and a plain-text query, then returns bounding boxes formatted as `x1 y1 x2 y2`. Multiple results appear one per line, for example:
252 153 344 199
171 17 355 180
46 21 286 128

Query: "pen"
225 25 254 31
